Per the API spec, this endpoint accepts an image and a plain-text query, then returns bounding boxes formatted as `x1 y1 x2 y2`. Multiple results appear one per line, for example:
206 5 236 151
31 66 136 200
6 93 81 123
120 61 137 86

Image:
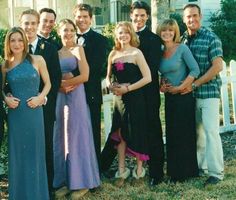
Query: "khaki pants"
196 98 224 180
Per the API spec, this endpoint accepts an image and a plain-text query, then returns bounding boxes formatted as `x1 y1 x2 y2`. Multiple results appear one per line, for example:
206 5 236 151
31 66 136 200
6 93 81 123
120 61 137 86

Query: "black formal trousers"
77 29 109 171
145 79 164 180
88 102 102 168
34 38 62 191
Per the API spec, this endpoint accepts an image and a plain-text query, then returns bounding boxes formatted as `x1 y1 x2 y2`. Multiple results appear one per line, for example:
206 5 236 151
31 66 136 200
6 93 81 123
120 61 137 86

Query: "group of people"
0 1 224 200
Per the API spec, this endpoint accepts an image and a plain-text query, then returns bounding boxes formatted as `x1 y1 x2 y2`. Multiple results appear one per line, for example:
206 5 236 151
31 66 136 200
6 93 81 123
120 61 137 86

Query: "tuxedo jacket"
138 27 163 106
34 37 62 120
38 34 62 50
138 27 162 78
80 29 108 105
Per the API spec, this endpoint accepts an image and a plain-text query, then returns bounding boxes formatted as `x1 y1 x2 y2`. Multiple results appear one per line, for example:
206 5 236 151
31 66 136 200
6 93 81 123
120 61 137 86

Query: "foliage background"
0 29 7 63
209 0 236 61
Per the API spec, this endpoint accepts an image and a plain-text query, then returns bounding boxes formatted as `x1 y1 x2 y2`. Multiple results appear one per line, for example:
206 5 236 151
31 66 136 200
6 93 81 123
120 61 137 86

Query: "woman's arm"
168 45 200 94
27 56 51 108
131 49 152 90
114 49 151 95
61 46 89 88
37 56 51 100
1 63 21 108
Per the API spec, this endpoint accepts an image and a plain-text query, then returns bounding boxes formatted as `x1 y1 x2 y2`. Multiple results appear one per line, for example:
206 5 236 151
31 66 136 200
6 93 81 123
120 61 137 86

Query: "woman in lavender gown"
53 19 100 199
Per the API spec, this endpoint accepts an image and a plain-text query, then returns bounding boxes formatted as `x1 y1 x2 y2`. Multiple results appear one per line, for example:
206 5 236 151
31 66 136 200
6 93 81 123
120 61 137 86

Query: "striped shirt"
181 27 223 99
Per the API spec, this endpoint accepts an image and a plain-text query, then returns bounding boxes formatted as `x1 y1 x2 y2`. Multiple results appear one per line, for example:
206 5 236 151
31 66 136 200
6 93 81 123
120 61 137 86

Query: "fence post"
229 60 236 123
220 61 231 133
103 94 113 140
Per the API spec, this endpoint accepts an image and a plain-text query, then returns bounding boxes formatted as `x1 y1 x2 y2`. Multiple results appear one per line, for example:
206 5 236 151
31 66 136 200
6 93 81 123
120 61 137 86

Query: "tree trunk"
151 0 170 33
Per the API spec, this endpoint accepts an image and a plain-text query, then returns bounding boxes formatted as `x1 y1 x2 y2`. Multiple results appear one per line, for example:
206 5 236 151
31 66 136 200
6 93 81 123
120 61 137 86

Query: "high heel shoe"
55 186 70 199
70 189 89 200
131 166 145 186
114 168 130 187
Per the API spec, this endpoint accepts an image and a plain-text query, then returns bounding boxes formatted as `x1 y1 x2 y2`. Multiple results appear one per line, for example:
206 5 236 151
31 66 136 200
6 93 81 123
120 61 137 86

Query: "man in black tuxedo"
73 3 108 170
38 8 61 50
20 9 62 196
101 1 164 186
0 64 5 148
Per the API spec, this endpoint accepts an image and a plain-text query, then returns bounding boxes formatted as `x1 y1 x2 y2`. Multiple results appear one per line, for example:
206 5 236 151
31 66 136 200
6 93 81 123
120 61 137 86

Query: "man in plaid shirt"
181 4 224 186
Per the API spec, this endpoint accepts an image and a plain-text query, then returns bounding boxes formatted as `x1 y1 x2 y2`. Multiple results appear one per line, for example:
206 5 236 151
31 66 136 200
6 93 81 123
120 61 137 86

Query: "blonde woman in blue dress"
2 27 51 200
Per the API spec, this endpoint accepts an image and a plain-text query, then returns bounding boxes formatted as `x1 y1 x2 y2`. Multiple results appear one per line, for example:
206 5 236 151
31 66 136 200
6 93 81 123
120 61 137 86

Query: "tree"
169 12 186 35
151 0 170 32
209 0 236 61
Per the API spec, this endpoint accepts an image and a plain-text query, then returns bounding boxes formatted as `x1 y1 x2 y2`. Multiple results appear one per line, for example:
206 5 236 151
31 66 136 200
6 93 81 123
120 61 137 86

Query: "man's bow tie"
136 31 142 36
77 33 87 38
38 35 51 42
43 37 51 42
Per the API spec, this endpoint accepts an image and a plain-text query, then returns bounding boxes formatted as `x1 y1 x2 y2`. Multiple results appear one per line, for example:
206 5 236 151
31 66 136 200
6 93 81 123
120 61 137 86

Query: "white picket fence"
102 60 236 137
219 60 236 133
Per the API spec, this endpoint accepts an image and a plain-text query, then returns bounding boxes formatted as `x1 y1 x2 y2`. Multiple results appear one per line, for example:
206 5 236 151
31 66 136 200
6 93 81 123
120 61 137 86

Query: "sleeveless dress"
110 62 149 160
53 56 100 190
6 59 49 200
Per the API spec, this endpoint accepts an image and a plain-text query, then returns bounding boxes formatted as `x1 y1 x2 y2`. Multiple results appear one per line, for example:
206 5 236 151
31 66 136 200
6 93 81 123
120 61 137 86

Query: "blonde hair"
156 19 180 43
114 21 139 50
58 18 77 32
4 27 32 67
20 9 40 23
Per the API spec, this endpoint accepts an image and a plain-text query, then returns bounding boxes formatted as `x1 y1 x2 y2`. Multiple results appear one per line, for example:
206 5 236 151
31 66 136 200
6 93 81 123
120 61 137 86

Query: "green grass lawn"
1 95 236 199
75 155 236 200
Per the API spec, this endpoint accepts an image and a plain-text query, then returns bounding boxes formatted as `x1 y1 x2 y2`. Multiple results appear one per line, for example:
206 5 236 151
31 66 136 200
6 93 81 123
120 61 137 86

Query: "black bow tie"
136 31 142 36
38 35 51 42
42 37 51 42
77 33 87 38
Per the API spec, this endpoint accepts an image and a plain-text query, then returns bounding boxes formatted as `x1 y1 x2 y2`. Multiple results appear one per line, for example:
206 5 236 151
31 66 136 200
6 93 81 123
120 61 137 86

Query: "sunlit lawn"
1 94 236 199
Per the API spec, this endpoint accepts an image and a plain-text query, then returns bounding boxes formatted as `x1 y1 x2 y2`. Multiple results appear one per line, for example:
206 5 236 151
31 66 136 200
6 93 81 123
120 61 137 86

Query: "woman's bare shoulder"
1 62 7 72
31 55 46 69
32 54 44 62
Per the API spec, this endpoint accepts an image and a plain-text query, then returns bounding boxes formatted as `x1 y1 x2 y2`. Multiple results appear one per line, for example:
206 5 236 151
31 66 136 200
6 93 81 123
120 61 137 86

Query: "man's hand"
4 95 20 109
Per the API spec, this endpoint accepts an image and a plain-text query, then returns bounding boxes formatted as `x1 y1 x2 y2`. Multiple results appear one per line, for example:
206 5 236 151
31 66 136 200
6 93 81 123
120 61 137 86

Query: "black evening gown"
110 62 149 160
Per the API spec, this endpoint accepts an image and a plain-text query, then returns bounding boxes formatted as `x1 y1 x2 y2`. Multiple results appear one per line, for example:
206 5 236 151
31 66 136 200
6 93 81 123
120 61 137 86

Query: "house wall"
0 0 111 28
0 0 221 29
172 0 221 27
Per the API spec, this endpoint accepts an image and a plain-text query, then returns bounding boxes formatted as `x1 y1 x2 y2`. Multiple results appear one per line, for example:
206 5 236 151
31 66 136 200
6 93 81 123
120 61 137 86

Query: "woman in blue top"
157 19 200 182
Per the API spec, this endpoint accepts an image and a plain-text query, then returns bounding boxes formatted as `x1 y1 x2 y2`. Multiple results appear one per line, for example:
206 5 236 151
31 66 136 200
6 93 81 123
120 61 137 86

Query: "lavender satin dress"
53 56 100 190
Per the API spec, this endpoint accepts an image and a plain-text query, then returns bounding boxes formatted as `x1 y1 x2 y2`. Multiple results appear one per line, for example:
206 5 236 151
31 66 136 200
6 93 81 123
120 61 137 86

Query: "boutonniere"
114 61 124 71
40 43 45 50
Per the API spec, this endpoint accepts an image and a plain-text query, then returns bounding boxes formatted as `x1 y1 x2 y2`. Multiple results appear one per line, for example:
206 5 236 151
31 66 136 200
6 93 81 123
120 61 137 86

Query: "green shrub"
102 23 115 51
0 28 8 63
209 0 236 61
101 23 115 77
170 12 186 35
